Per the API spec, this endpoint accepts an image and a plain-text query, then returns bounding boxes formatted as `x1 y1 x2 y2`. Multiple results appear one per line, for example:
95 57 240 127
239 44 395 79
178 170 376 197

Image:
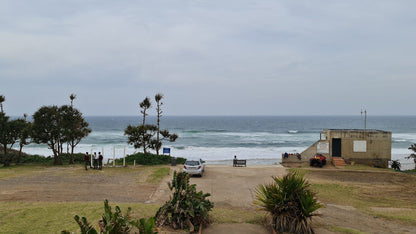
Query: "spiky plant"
154 171 213 232
138 217 157 234
63 200 144 234
255 171 322 234
390 160 401 171
407 144 416 170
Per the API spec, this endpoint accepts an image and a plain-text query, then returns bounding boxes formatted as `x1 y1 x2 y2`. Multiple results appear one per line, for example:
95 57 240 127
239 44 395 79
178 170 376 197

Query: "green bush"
255 171 322 234
59 153 86 164
16 153 86 165
20 154 53 164
62 199 157 234
155 171 213 232
390 160 401 171
116 153 186 165
0 147 86 165
138 217 157 234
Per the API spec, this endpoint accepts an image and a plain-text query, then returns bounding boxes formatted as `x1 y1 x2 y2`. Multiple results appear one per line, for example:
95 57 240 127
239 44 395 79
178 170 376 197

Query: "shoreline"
13 146 416 170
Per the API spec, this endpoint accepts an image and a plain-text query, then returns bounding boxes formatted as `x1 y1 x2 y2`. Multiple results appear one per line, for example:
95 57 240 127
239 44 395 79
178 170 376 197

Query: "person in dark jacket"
84 152 90 171
98 152 103 170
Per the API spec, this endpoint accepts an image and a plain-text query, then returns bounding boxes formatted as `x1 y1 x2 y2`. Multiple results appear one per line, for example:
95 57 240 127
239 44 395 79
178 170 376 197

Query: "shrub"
255 171 322 234
62 199 156 234
138 217 157 234
20 154 53 164
0 148 86 165
116 153 186 165
390 160 401 171
154 171 213 232
59 153 86 164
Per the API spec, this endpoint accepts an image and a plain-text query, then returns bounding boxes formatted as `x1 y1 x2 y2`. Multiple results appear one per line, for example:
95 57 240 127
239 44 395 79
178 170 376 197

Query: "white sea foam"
18 144 415 168
392 133 416 142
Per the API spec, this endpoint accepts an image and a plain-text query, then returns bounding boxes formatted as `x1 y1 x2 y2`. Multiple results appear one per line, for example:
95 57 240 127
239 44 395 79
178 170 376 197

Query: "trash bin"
171 157 176 166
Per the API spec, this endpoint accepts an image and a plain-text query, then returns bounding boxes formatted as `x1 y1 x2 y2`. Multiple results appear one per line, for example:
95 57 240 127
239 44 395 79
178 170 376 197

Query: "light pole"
361 107 367 131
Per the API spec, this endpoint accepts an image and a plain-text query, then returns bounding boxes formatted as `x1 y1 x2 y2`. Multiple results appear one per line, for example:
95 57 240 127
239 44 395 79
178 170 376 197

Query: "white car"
183 158 205 177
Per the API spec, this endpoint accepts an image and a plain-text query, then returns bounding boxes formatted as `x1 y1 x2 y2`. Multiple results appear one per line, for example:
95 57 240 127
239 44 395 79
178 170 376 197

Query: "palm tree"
407 144 416 170
70 94 76 108
139 97 152 154
155 93 164 155
0 95 5 113
140 97 151 126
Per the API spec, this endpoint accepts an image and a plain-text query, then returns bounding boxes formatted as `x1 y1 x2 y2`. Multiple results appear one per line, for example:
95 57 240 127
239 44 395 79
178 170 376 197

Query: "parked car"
183 158 205 177
310 154 327 167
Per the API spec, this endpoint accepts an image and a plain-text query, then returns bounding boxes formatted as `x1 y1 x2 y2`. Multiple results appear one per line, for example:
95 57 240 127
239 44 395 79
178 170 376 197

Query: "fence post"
123 146 126 167
113 146 115 167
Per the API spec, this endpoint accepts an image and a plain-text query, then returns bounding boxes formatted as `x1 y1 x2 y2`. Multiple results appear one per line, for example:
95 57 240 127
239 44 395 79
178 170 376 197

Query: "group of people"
84 152 103 170
283 152 302 160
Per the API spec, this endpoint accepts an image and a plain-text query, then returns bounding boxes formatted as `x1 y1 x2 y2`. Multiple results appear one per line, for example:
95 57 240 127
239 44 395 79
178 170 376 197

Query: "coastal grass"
0 202 266 233
301 167 416 226
0 201 160 234
210 208 266 224
328 226 367 234
343 164 393 171
146 167 171 183
0 164 46 180
370 208 416 226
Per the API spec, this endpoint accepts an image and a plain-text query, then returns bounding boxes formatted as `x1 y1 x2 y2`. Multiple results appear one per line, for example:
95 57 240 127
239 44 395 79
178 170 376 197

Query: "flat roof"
324 129 391 133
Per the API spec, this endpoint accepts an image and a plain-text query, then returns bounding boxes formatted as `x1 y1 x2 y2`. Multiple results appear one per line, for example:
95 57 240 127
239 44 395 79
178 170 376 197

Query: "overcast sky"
1 0 415 116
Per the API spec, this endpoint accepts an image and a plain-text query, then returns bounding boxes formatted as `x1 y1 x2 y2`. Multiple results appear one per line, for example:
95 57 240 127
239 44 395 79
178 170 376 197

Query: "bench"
233 159 246 167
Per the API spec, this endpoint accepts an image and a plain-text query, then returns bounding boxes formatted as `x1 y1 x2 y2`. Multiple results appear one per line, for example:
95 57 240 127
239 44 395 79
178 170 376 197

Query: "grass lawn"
290 167 416 226
0 201 160 233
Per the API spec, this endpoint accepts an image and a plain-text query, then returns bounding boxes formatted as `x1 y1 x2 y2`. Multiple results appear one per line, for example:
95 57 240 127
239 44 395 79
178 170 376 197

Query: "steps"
333 157 347 167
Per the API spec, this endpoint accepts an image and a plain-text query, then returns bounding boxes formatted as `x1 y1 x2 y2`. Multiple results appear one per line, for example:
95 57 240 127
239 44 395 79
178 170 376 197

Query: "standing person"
84 152 90 171
98 152 103 170
93 152 98 169
284 152 289 159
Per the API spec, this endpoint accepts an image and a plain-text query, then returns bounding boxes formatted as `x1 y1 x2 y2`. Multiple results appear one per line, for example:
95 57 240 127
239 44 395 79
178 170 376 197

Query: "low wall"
345 158 389 168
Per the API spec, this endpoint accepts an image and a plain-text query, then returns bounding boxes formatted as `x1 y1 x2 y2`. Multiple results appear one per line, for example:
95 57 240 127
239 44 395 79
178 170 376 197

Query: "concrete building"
284 129 392 168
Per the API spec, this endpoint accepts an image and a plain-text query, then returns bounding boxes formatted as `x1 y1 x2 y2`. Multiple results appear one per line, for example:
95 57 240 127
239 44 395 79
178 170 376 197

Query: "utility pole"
361 107 367 131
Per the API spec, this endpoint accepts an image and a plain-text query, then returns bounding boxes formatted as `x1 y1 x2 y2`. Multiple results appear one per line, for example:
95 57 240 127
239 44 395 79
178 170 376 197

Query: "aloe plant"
255 171 322 234
154 171 213 232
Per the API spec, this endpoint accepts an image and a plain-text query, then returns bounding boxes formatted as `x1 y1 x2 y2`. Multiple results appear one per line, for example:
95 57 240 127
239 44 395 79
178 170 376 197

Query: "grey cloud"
1 0 416 116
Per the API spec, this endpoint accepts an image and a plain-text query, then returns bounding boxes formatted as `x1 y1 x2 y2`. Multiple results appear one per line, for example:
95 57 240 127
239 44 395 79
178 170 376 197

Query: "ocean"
18 116 416 169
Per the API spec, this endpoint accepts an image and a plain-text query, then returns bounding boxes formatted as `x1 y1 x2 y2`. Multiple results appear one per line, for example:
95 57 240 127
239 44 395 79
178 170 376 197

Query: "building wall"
324 129 391 167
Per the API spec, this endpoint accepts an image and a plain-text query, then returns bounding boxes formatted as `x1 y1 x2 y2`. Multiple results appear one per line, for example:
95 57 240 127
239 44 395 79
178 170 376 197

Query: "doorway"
332 138 342 157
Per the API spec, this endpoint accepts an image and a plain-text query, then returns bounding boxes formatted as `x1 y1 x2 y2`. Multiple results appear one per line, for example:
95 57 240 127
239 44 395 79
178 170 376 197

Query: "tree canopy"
125 94 178 155
32 105 91 165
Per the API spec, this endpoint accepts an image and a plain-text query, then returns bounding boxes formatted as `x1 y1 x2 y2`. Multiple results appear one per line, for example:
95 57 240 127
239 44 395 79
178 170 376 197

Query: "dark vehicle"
310 154 327 167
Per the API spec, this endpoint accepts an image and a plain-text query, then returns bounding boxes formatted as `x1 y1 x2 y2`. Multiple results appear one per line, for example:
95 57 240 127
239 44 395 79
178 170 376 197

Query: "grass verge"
146 167 171 183
0 201 159 233
329 225 367 234
210 208 266 224
0 164 46 180
305 168 416 227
